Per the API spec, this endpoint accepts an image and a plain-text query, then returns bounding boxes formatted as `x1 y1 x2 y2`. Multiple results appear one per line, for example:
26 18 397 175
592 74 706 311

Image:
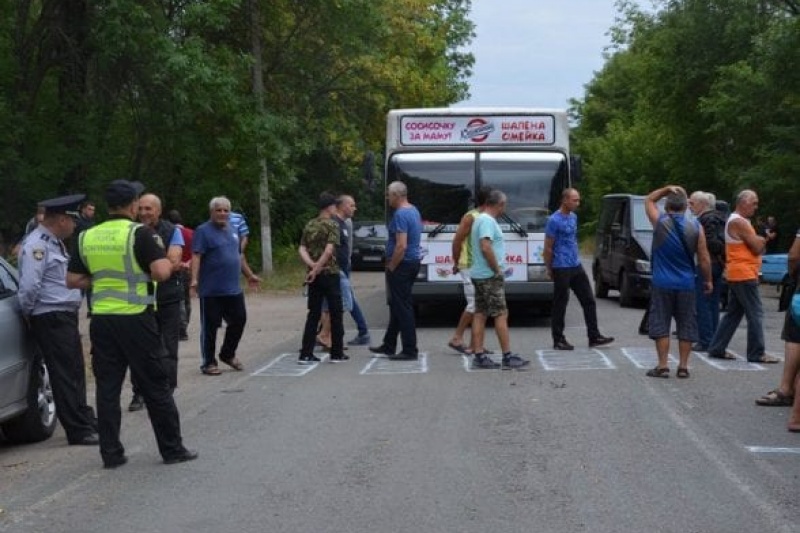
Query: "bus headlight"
635 259 651 274
528 265 549 281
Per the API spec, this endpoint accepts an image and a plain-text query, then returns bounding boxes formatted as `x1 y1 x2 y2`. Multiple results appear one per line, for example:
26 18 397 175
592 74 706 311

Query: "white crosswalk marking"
620 347 678 369
536 348 616 371
360 353 428 375
250 353 326 377
693 350 766 371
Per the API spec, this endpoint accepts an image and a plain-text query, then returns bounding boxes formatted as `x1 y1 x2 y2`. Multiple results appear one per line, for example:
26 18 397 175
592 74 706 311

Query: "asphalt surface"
1 269 798 533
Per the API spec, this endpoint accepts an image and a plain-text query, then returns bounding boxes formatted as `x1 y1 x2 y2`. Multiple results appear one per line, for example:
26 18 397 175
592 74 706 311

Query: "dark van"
592 194 655 307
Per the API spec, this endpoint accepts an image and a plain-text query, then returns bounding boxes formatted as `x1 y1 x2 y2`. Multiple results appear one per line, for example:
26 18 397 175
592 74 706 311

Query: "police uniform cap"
105 179 145 208
38 194 86 218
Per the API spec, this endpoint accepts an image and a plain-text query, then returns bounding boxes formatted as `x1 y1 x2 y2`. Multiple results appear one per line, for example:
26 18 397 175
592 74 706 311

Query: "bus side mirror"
570 155 582 184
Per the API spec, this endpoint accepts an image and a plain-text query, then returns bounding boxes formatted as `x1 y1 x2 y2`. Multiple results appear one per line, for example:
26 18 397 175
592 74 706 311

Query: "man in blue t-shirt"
644 185 712 379
191 196 261 375
544 188 614 350
369 181 422 360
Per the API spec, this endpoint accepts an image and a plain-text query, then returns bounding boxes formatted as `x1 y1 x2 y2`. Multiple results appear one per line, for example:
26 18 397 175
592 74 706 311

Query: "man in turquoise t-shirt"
467 190 529 370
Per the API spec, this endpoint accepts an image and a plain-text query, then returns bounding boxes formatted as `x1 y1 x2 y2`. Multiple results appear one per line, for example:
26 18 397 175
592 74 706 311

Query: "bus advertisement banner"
421 238 544 282
399 115 556 146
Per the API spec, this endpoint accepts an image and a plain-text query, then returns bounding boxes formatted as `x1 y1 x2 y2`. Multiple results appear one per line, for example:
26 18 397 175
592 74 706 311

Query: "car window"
0 260 19 298
354 224 388 239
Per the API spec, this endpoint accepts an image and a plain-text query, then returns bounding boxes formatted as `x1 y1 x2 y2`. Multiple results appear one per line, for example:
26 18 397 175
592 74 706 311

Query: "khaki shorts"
473 276 507 317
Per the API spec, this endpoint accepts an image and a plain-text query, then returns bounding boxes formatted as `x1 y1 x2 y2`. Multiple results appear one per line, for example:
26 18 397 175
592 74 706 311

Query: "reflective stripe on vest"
79 219 155 314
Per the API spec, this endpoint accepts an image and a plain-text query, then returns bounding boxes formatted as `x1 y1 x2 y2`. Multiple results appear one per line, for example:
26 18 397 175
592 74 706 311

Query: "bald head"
138 193 163 227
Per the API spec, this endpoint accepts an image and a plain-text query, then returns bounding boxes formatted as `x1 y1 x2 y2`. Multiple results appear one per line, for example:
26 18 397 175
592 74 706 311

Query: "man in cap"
18 194 99 446
67 179 197 468
297 192 346 364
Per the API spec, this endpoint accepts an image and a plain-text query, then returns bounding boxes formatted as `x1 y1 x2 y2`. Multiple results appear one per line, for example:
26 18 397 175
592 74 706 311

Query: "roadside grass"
254 245 306 293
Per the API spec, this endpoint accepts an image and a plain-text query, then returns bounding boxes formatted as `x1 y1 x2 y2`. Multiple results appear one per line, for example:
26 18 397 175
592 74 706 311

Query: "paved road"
1 271 798 533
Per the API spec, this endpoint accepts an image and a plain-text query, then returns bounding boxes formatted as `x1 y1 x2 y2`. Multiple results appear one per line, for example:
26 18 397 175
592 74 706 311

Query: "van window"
632 198 653 231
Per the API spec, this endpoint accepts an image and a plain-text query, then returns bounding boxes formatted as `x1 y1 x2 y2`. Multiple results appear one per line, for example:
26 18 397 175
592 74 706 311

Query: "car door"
608 198 630 286
0 258 28 414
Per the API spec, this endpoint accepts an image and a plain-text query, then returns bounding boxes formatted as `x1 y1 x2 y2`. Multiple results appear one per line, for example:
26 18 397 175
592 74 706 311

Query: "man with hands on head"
644 185 712 379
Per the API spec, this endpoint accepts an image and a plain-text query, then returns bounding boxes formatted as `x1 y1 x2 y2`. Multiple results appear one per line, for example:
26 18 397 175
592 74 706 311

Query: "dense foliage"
572 0 800 248
0 0 474 267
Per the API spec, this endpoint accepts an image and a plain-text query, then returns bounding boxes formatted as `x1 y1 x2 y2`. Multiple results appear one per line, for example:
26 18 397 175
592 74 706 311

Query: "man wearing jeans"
369 181 422 360
707 189 779 364
544 188 614 350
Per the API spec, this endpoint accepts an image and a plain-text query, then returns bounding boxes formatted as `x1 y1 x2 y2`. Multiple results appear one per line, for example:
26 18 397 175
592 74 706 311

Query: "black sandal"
646 367 670 378
676 367 690 379
755 389 794 406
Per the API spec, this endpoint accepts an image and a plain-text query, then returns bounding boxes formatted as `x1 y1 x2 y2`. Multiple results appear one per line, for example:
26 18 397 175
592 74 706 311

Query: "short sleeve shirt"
301 217 340 275
387 206 422 262
545 210 580 268
192 221 242 297
470 213 505 280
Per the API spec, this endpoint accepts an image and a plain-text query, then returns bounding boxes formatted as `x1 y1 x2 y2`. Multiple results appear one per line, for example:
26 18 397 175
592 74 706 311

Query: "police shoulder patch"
32 248 45 261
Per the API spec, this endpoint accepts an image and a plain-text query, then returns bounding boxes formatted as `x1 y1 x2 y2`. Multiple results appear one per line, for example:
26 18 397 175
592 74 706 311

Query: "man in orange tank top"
707 190 780 364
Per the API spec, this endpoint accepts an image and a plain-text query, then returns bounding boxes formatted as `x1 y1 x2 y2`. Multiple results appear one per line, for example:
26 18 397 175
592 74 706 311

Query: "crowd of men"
12 178 799 470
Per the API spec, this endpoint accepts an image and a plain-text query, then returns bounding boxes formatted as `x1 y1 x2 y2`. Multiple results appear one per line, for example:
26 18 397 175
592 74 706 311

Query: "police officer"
66 180 197 468
17 194 99 446
128 193 184 412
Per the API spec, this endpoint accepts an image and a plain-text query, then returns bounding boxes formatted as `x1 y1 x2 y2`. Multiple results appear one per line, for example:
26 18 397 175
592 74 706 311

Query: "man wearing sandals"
707 190 779 364
756 228 800 421
191 196 261 375
644 186 712 378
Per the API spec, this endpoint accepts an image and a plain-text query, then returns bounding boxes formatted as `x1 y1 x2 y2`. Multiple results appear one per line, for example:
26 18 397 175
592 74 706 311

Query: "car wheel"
1 352 58 444
593 263 609 298
619 271 635 308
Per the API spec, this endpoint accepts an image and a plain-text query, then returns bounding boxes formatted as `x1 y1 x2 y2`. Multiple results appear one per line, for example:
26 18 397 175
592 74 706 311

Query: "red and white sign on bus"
400 115 555 146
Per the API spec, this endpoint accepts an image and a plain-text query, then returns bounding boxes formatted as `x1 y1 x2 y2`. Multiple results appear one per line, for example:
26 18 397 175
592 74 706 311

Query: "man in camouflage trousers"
297 192 346 364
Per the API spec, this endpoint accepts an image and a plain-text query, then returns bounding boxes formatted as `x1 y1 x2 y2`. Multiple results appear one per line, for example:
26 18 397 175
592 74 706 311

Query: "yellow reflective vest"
79 219 155 315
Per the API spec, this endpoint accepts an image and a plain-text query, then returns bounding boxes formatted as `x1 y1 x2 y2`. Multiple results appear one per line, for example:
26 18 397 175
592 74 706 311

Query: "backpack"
699 211 726 264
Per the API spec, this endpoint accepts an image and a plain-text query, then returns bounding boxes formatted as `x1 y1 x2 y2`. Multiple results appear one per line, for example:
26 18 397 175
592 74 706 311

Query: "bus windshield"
387 152 474 225
480 152 566 232
386 151 567 230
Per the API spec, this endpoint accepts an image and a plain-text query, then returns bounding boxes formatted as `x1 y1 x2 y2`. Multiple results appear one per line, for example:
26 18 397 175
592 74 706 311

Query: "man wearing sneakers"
467 190 529 370
298 193 346 364
544 188 614 350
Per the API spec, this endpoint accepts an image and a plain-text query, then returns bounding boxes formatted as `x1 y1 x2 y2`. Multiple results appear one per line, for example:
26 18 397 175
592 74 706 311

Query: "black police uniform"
69 179 196 467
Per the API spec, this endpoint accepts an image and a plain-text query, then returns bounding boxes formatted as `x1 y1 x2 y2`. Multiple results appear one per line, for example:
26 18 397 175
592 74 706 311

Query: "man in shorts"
467 190 529 370
644 185 712 378
448 187 492 355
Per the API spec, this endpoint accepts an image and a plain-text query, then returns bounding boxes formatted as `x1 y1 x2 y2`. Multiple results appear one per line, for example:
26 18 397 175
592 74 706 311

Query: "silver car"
0 256 57 443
